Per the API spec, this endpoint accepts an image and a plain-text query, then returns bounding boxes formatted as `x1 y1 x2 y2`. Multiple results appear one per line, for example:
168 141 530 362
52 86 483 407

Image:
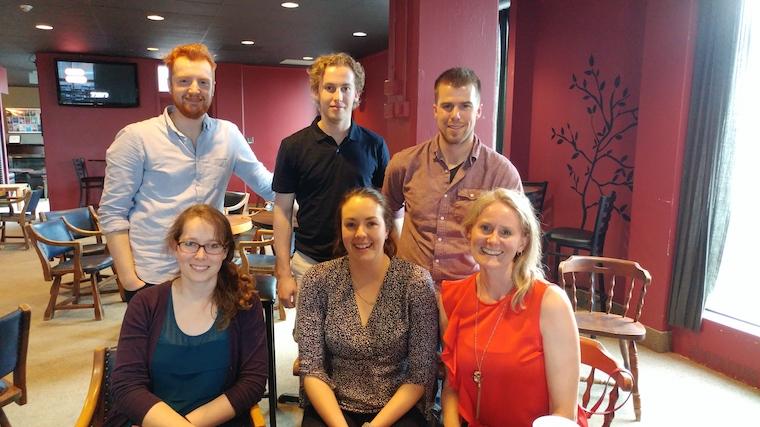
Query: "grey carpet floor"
2 212 760 426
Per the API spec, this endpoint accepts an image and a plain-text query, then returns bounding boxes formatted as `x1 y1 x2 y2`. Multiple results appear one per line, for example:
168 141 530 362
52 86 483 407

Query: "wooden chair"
25 220 123 321
238 229 286 321
40 206 106 257
522 180 548 216
224 191 250 215
559 256 651 421
75 347 266 427
579 337 634 427
0 189 43 250
73 158 105 208
0 304 31 427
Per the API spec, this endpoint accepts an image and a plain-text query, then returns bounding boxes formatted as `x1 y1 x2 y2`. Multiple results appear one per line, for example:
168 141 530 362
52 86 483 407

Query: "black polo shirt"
273 117 390 262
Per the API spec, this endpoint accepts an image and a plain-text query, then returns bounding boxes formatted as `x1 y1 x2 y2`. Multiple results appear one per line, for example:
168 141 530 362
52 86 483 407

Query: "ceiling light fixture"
19 4 33 12
35 24 53 30
147 14 165 21
281 2 299 8
241 40 255 45
147 47 159 51
302 56 313 60
352 31 367 37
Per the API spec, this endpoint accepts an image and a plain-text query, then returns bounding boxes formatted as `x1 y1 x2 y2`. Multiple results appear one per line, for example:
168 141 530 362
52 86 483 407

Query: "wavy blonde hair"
462 188 545 311
307 52 365 109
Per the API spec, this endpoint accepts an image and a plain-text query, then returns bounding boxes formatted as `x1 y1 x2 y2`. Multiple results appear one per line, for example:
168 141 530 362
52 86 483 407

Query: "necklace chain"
353 286 377 306
473 274 509 421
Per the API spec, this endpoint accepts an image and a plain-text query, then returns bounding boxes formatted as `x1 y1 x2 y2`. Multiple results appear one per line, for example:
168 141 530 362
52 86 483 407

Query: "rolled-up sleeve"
381 155 406 219
231 128 275 201
404 267 438 386
294 268 335 388
99 126 145 234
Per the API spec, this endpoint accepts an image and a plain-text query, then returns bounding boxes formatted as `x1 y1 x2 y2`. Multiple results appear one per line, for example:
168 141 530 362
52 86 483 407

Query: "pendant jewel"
472 370 482 385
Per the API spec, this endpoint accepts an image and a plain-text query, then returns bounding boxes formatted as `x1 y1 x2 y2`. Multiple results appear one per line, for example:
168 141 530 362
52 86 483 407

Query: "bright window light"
157 65 169 92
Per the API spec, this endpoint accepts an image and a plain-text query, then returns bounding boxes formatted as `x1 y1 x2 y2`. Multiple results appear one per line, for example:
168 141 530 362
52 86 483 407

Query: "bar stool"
252 274 278 427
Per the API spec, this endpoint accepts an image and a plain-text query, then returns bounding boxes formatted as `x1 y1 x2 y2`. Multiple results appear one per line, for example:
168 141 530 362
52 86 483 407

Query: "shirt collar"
309 116 358 144
432 133 483 167
163 105 212 138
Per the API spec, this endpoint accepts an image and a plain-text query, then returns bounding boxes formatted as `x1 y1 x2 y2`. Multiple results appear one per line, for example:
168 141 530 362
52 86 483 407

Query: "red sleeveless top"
441 274 550 427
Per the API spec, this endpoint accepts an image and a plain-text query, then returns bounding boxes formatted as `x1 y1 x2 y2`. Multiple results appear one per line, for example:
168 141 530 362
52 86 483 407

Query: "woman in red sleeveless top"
440 189 581 427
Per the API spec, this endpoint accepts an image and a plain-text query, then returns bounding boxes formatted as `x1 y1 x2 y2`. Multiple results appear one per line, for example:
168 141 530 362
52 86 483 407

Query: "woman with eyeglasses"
108 204 268 427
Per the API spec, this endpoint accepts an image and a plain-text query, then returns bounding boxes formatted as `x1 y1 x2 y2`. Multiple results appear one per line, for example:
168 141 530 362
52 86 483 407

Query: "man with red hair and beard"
100 43 274 302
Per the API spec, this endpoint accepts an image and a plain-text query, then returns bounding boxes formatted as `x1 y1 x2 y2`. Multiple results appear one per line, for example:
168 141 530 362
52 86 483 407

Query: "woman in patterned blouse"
295 187 438 427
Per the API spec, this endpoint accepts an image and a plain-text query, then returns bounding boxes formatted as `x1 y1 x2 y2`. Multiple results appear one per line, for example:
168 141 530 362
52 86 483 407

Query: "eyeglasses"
177 241 227 255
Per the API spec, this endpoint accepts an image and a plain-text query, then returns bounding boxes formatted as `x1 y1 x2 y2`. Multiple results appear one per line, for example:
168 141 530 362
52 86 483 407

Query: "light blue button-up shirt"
99 106 274 284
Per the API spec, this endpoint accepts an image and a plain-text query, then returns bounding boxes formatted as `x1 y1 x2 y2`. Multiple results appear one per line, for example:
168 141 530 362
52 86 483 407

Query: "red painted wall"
37 54 313 208
354 50 389 148
511 0 645 266
36 53 162 210
385 0 499 153
508 0 760 388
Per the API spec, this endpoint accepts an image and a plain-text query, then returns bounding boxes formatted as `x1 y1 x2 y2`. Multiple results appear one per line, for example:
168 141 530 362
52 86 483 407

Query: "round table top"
226 214 253 235
250 210 273 228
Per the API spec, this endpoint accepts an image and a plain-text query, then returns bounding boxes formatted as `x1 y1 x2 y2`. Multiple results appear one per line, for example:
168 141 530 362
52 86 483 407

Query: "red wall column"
385 0 500 152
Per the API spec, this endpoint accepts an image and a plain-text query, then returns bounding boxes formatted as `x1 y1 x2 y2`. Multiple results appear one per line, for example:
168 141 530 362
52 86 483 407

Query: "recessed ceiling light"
352 31 367 37
241 40 255 45
35 24 53 30
147 47 159 52
302 56 313 60
147 15 165 21
281 2 299 8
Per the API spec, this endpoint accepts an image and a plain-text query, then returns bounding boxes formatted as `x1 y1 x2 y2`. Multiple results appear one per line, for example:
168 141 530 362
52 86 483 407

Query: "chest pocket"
202 158 229 186
453 188 486 222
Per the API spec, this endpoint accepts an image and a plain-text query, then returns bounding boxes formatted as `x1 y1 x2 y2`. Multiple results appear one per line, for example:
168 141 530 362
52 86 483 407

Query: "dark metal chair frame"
73 158 105 208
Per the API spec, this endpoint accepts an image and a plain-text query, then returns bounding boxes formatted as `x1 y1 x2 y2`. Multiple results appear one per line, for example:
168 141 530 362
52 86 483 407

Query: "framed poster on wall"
5 108 42 133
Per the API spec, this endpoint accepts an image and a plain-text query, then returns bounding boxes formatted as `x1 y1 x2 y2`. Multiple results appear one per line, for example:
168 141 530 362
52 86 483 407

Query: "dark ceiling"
0 0 389 86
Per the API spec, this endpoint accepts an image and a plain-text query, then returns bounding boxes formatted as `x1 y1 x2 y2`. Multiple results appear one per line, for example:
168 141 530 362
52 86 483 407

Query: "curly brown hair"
166 204 254 329
307 52 365 109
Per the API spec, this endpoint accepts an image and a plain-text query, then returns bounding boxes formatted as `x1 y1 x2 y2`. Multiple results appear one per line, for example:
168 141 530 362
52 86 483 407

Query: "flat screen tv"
55 60 139 107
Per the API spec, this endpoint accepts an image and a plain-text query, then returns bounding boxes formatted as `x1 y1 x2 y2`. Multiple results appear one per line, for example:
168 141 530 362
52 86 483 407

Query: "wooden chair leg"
91 275 103 321
629 340 641 421
1 407 12 427
45 276 63 320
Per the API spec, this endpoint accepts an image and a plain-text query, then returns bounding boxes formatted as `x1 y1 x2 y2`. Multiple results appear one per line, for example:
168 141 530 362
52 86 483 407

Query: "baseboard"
641 325 672 352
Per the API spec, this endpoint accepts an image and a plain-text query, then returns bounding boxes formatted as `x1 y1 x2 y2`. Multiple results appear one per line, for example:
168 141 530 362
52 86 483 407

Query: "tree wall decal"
550 54 638 228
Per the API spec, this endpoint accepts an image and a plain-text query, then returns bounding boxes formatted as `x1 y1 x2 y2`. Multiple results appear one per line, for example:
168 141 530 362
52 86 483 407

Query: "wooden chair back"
41 206 100 239
0 304 31 422
579 337 634 427
75 347 265 427
522 180 548 215
224 191 250 215
238 229 275 275
559 255 652 322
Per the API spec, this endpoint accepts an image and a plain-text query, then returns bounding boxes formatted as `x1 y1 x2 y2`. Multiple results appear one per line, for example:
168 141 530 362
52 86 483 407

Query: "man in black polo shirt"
272 52 390 308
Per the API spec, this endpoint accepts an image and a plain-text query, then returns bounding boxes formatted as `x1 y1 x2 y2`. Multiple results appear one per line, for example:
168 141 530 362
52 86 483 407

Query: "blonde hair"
307 52 365 109
462 188 545 311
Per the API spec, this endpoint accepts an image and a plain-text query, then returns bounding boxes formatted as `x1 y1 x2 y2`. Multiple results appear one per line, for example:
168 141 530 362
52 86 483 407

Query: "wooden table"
250 210 273 229
0 183 30 211
226 214 253 235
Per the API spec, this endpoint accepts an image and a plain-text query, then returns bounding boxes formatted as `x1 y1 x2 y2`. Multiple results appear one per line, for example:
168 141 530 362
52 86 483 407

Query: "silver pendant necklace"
473 275 509 421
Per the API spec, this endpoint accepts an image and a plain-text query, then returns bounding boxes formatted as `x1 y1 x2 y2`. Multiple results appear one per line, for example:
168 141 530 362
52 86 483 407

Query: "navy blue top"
273 117 389 262
149 292 230 416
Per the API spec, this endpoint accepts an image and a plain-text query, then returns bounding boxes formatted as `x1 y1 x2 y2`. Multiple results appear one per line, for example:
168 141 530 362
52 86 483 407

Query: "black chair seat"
544 227 593 250
82 243 107 256
246 254 276 271
252 274 276 301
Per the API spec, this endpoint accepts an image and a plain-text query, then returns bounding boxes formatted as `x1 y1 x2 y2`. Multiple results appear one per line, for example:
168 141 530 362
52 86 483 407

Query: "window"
157 65 169 93
705 0 760 327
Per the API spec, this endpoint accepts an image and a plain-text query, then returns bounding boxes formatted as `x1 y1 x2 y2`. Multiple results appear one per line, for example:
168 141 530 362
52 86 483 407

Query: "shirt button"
469 193 475 198
438 237 442 242
435 259 440 263
440 216 445 221
444 194 448 198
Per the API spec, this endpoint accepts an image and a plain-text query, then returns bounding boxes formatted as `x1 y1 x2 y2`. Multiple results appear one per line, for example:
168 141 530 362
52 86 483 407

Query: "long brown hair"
334 187 397 258
166 204 254 329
